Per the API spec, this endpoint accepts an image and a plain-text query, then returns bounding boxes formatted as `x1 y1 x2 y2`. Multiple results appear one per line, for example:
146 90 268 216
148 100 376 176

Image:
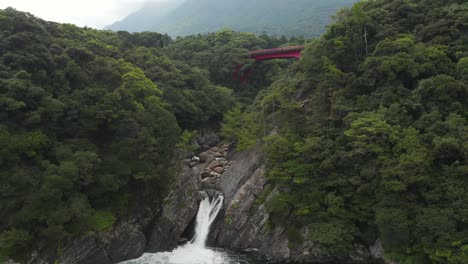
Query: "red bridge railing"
233 45 305 82
249 45 305 57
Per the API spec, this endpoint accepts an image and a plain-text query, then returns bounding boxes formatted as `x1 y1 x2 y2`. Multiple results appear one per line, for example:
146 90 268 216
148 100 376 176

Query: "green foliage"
224 0 468 262
89 210 116 232
458 57 468 79
0 229 32 261
308 220 358 252
0 8 192 261
122 44 235 129
162 28 300 104
225 216 233 225
0 9 304 260
220 103 261 150
177 130 198 151
287 226 303 248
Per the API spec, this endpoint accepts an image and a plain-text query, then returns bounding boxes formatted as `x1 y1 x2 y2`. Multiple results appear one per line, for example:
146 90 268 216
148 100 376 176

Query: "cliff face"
146 165 201 253
28 221 147 264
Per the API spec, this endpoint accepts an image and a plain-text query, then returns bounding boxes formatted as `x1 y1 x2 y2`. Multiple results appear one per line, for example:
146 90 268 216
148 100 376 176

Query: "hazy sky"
0 0 168 29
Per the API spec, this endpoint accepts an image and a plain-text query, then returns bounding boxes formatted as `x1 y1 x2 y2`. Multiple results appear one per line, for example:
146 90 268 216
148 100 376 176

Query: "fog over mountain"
105 0 359 37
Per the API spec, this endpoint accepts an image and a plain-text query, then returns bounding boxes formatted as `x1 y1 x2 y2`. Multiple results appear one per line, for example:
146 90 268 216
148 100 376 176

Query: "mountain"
106 0 185 33
105 0 359 37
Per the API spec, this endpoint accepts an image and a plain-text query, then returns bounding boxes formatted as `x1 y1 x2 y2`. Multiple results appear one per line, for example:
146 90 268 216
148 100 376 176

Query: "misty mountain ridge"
106 0 359 37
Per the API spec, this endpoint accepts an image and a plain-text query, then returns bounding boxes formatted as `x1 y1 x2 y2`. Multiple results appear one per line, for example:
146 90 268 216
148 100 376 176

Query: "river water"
119 246 263 264
120 192 268 264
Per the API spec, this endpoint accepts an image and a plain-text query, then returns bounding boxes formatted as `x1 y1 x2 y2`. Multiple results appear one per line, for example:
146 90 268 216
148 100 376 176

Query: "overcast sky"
0 0 167 29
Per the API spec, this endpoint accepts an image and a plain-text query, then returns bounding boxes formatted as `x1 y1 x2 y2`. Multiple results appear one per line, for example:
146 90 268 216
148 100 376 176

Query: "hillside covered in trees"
222 0 468 263
0 7 292 262
106 0 358 38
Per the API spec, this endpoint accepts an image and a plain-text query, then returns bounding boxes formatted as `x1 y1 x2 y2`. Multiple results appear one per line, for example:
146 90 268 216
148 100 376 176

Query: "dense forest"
0 7 293 262
106 0 358 38
222 0 468 263
1 0 468 263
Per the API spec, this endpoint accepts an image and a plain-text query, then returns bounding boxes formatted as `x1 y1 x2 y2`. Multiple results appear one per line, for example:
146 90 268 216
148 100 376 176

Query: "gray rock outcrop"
28 221 146 264
146 166 201 252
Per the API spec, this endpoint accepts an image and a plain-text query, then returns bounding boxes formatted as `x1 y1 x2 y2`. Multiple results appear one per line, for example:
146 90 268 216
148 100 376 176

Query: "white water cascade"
120 192 243 264
191 192 224 247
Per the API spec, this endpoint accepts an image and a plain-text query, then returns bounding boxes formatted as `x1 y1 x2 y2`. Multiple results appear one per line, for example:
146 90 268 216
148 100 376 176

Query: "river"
120 192 269 264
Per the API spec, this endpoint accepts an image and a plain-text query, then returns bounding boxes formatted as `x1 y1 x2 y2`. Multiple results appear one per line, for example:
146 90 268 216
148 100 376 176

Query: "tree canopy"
0 7 298 261
222 0 468 263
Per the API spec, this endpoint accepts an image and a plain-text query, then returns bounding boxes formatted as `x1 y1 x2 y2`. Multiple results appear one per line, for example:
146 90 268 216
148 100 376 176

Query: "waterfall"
191 192 224 247
120 191 230 264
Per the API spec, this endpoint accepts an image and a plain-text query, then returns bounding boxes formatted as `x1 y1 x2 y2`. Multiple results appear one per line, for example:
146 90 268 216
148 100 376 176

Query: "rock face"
107 222 147 263
146 166 201 252
218 147 263 205
209 147 294 260
28 221 146 264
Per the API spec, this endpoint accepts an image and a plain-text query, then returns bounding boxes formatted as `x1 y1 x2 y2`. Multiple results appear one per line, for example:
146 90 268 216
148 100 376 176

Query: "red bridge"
249 45 304 61
233 45 304 81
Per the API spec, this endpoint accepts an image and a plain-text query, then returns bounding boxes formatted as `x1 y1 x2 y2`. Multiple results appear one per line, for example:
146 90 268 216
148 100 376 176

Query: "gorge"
1 0 467 264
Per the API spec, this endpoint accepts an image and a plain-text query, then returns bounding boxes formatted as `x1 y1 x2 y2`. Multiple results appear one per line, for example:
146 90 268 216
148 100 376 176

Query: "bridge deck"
233 45 305 82
249 45 304 56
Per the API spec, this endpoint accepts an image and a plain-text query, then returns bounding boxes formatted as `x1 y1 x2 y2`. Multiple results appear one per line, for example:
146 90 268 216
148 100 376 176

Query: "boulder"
211 146 221 153
210 171 221 178
212 166 224 174
201 171 212 178
198 150 215 163
208 160 222 170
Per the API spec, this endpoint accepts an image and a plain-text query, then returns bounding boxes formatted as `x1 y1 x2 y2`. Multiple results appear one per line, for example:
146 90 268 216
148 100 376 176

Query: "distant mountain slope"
105 0 359 37
105 0 185 32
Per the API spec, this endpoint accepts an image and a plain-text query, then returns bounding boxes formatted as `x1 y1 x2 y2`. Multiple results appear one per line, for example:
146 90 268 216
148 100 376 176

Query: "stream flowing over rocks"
25 130 390 264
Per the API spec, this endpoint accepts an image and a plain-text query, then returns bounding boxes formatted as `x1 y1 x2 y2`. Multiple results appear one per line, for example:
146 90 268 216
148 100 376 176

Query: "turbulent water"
120 192 263 264
191 192 224 247
119 246 257 264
